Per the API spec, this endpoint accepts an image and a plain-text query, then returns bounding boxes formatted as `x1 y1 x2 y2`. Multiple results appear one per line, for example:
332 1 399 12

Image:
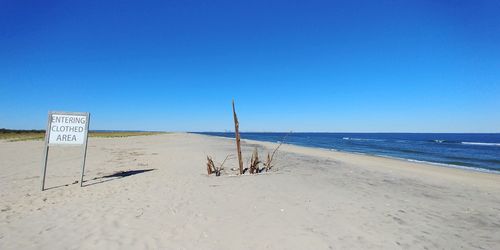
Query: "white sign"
41 111 90 191
48 114 88 145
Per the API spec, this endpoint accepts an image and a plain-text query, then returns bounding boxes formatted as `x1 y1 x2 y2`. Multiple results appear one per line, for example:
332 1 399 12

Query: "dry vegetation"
206 142 282 177
90 131 165 138
206 155 232 176
205 100 287 177
0 129 166 142
263 141 282 172
0 129 45 141
248 147 260 174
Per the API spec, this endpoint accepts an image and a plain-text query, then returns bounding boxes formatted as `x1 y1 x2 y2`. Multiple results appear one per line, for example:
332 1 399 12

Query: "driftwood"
232 100 244 175
206 156 215 175
206 155 232 176
249 147 260 174
263 139 284 172
206 101 291 177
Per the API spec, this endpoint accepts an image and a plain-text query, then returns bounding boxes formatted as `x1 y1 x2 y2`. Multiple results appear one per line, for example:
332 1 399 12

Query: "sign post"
41 111 90 191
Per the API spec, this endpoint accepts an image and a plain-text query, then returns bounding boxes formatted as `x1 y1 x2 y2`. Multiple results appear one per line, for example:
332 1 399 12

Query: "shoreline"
196 133 500 176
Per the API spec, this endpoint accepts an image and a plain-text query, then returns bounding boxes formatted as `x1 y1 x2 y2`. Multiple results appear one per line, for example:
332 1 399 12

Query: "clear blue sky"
1 0 499 132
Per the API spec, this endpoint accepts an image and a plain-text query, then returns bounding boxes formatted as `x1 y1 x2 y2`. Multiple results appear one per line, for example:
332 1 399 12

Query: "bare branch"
207 154 233 176
264 132 292 172
219 154 234 169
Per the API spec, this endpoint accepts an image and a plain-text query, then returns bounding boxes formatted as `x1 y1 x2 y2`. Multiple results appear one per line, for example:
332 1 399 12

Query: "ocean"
196 132 500 173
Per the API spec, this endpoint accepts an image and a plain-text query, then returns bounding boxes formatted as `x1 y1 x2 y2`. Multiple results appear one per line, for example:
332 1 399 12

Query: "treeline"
0 128 45 134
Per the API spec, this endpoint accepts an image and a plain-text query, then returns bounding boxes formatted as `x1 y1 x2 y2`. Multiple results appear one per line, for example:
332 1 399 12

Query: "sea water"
197 132 500 173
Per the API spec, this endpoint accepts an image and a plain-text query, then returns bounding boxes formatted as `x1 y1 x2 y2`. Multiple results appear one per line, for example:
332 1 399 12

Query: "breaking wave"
342 137 385 142
461 142 500 147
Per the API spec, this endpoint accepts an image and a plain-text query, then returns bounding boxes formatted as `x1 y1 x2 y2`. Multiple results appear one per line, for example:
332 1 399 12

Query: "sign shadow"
44 182 79 191
82 168 156 187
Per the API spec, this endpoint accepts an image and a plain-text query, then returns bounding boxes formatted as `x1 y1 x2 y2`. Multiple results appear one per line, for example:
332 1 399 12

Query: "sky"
1 0 499 132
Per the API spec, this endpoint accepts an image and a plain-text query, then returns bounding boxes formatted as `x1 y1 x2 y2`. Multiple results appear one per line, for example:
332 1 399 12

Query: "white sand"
1 133 499 249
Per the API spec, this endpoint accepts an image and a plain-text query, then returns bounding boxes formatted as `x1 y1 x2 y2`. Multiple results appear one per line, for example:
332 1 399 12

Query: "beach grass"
0 129 166 142
89 131 166 138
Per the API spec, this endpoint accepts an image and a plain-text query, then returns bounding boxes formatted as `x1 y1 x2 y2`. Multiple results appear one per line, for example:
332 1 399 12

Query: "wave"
429 139 461 144
395 140 410 143
461 142 500 147
429 140 500 147
404 159 500 174
372 154 498 174
341 137 500 147
342 137 384 142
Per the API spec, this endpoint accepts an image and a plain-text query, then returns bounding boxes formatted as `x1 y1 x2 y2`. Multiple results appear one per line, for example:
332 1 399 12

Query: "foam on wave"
461 142 500 146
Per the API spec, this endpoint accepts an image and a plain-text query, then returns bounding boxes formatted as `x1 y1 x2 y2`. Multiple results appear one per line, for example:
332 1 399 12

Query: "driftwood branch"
249 147 260 174
232 100 244 175
263 132 291 172
206 103 291 177
207 156 215 175
219 154 232 168
206 154 233 176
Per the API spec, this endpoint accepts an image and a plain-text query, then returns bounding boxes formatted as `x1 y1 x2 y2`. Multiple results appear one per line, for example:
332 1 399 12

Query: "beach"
1 133 499 249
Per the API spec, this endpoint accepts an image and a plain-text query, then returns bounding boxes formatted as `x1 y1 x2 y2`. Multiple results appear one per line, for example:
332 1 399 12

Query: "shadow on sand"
83 168 156 187
82 168 156 187
44 169 156 190
44 182 77 191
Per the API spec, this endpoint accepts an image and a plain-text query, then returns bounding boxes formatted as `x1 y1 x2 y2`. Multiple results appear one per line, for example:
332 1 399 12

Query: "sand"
1 133 499 249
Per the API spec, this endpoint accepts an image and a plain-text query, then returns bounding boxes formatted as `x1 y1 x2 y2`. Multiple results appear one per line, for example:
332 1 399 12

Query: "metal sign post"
41 111 90 191
79 113 91 187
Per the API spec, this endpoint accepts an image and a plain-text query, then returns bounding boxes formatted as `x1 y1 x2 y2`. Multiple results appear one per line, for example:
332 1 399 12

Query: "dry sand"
1 133 499 249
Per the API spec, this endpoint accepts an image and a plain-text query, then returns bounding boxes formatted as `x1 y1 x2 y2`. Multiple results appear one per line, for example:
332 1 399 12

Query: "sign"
49 114 88 145
41 111 91 191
